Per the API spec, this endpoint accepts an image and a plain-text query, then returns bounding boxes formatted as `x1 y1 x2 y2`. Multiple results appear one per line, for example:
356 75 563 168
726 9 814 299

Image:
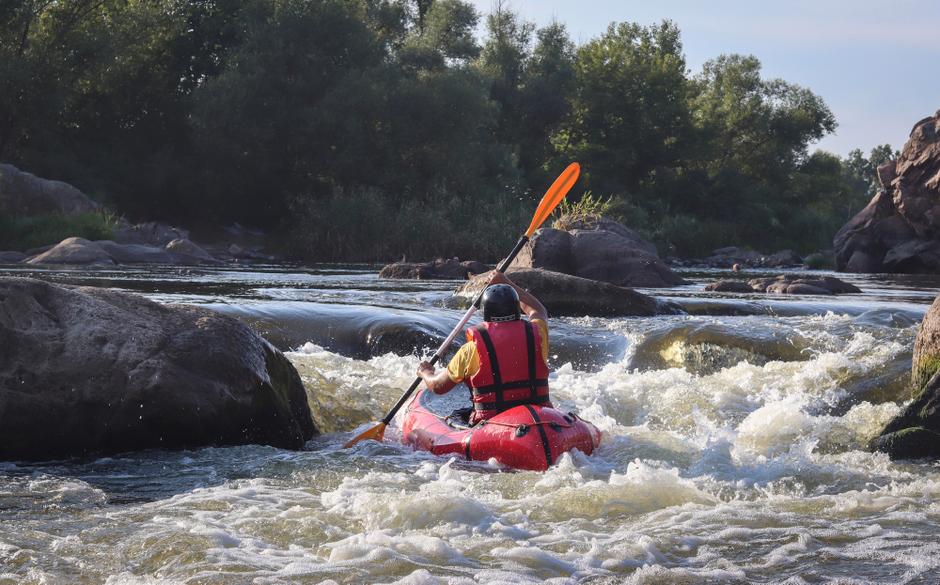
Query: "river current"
2 264 940 584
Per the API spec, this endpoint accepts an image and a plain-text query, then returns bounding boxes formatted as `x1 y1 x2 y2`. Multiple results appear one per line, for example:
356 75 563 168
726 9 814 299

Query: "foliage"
0 0 887 261
0 211 118 251
552 192 613 231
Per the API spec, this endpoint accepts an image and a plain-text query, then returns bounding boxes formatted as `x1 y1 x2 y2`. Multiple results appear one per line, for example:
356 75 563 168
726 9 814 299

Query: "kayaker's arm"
488 271 548 321
417 361 458 394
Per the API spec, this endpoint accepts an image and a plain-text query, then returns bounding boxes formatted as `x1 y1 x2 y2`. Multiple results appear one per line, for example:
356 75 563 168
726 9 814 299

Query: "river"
1 264 939 584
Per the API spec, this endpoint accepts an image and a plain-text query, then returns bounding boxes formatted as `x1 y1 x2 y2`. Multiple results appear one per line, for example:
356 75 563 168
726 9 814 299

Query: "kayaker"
416 272 551 425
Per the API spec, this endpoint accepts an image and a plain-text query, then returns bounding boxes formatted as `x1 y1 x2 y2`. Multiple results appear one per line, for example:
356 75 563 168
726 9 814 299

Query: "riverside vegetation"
1 0 895 260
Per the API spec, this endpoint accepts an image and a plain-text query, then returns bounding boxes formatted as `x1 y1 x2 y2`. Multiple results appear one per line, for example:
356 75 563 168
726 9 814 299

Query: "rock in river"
380 258 491 280
510 216 687 288
457 268 683 317
872 292 940 459
0 278 317 461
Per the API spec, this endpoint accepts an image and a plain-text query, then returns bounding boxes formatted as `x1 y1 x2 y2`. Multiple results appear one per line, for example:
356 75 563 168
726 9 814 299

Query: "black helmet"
481 284 520 322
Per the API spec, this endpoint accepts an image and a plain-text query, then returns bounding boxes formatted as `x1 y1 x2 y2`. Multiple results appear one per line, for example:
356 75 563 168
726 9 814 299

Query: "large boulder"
510 217 686 288
872 293 940 459
456 268 683 317
380 258 490 280
25 237 115 266
835 111 940 273
0 163 99 216
0 278 317 461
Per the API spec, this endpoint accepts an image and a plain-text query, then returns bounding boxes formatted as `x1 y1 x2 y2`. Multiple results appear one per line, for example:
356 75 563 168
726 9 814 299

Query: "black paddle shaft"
380 235 530 425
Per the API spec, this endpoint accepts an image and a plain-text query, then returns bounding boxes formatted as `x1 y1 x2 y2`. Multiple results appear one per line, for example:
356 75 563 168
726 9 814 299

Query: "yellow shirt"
447 319 549 383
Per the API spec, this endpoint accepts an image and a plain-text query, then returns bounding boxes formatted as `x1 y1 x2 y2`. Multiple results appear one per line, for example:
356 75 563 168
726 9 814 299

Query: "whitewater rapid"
2 265 939 584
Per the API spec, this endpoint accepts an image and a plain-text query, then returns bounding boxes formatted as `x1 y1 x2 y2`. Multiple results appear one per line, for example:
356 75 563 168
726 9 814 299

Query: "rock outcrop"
510 217 686 288
24 236 220 266
25 237 116 266
835 111 940 273
0 163 99 216
112 221 189 247
380 258 491 280
872 293 940 459
704 275 861 295
457 268 683 317
0 278 317 461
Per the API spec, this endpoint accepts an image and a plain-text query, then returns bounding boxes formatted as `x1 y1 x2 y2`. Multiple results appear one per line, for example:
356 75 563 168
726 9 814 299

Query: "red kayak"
401 388 602 471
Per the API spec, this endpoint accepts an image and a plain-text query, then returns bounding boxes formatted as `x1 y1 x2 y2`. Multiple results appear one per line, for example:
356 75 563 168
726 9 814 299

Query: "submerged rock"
510 217 686 288
456 268 683 317
872 293 940 459
380 258 491 280
748 274 861 295
705 275 860 295
0 278 317 461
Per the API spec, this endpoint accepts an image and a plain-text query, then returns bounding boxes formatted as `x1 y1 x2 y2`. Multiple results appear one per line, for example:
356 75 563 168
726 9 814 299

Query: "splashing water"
1 265 939 584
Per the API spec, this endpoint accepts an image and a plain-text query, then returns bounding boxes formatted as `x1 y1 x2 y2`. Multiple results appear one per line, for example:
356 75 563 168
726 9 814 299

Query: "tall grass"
0 211 119 251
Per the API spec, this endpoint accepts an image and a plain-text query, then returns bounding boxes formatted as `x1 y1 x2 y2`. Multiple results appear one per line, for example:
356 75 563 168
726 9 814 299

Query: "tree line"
0 0 892 260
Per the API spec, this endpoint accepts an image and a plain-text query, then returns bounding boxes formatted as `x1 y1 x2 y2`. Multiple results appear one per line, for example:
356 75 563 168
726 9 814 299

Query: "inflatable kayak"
401 388 601 471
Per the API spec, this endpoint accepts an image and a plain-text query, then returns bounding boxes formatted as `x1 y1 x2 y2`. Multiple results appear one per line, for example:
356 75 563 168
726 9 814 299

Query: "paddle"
343 162 581 448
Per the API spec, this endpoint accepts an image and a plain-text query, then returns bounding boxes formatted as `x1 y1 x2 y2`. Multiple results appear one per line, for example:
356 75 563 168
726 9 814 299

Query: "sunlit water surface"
2 264 940 584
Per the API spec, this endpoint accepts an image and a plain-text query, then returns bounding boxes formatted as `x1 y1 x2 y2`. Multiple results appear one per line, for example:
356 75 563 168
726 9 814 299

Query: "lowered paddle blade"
525 162 581 237
344 422 387 448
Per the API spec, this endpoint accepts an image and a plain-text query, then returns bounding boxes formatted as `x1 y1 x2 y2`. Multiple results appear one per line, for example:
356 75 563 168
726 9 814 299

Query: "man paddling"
417 272 552 425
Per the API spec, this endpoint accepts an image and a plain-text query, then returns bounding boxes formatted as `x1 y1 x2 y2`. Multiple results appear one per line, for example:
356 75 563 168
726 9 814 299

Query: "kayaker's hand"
417 361 435 379
488 271 511 286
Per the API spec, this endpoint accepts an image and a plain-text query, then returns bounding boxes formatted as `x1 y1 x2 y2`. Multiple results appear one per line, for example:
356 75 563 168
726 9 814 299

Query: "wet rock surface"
872 292 940 459
835 111 940 273
0 277 317 461
457 268 683 317
380 258 491 280
705 275 861 295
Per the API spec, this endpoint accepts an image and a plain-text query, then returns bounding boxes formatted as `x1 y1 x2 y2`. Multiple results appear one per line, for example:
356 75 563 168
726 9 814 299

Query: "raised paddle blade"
343 422 387 448
525 162 581 237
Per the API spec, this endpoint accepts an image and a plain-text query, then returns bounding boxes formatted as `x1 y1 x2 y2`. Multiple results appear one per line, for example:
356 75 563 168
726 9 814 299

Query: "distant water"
2 263 940 584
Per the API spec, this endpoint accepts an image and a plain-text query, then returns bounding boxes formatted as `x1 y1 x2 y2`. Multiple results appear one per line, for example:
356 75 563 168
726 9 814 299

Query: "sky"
466 0 940 156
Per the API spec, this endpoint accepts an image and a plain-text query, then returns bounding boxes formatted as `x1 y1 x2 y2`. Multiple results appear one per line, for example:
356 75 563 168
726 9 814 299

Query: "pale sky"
467 0 940 156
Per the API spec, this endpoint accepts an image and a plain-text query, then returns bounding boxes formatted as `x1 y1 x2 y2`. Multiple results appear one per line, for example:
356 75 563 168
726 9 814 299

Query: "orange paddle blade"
343 422 387 448
525 162 581 237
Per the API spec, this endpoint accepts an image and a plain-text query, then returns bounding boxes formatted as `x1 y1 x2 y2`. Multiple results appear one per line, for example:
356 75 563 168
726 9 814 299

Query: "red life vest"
466 320 551 421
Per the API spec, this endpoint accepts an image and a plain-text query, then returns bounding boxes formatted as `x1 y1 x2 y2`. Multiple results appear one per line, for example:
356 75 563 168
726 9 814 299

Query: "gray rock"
748 274 861 295
95 240 181 264
165 238 219 264
511 218 686 288
380 258 491 280
0 278 317 461
25 237 115 266
456 268 683 317
0 251 25 263
704 280 756 293
0 163 99 216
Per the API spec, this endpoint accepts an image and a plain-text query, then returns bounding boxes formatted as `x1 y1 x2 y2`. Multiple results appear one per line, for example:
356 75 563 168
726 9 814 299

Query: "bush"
0 211 118 251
